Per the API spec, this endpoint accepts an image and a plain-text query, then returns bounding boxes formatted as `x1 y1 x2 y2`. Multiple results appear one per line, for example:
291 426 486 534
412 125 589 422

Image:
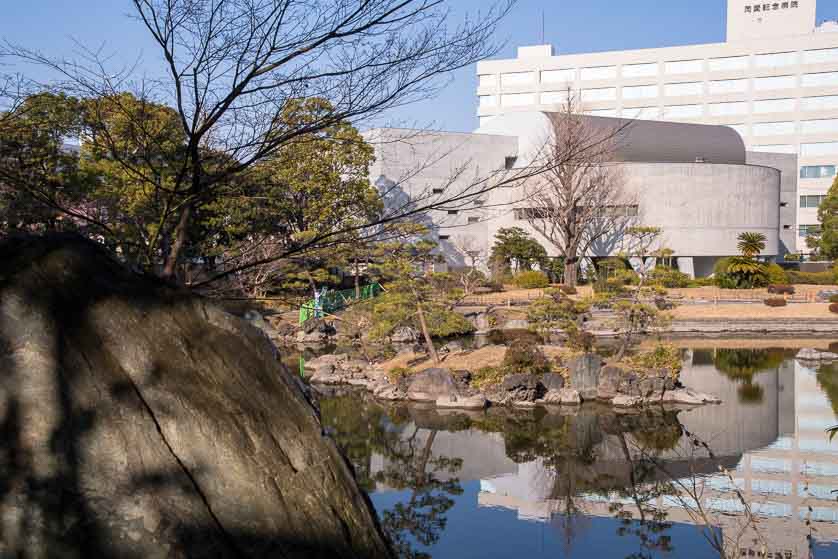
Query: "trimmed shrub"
830 294 838 304
765 263 789 285
764 297 787 307
787 270 836 285
830 304 838 314
648 268 691 288
502 339 552 376
512 270 550 289
767 285 795 295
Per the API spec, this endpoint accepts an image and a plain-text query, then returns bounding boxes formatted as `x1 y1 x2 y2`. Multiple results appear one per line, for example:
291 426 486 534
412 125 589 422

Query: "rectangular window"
664 82 703 97
801 95 838 111
581 87 616 102
710 101 748 116
467 216 480 224
479 95 497 108
755 52 798 67
622 62 658 78
803 48 838 65
709 56 748 72
663 104 703 119
625 106 661 120
802 142 838 156
664 59 703 74
622 84 659 99
800 165 837 179
709 79 748 94
753 98 795 113
580 66 616 80
478 74 496 87
432 188 445 194
540 91 569 105
800 195 827 208
541 69 576 84
802 72 838 88
752 144 796 153
501 72 534 88
586 108 618 117
754 75 796 90
447 210 458 215
799 225 822 238
800 119 838 135
438 235 450 241
501 93 535 107
752 121 796 136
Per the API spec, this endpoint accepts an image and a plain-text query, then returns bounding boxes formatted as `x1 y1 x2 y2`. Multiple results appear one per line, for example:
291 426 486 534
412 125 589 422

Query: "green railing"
299 283 383 325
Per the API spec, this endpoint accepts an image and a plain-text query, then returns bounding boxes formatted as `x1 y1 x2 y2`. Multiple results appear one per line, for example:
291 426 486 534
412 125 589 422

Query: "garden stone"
540 373 566 392
597 365 625 401
435 394 487 410
501 373 544 403
613 395 644 408
406 368 458 402
661 389 721 405
569 353 603 401
796 348 838 363
390 327 417 344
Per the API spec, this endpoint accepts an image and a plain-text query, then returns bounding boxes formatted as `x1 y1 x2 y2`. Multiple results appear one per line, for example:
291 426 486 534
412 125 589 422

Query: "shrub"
471 366 506 390
630 343 683 376
502 339 552 376
787 270 836 285
767 285 795 295
648 268 691 288
765 263 789 285
764 297 787 307
830 294 838 304
387 367 412 384
687 277 715 288
512 270 550 289
830 304 838 314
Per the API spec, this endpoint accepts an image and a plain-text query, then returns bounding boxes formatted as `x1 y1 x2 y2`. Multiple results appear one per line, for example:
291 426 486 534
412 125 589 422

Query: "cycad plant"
722 232 768 288
737 232 767 258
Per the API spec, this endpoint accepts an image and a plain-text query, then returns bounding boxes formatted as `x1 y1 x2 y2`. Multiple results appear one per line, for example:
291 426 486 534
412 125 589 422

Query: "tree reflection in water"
711 348 790 404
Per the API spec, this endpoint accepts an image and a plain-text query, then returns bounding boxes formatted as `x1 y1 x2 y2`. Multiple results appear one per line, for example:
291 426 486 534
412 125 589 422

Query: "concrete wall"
747 151 799 255
727 0 817 42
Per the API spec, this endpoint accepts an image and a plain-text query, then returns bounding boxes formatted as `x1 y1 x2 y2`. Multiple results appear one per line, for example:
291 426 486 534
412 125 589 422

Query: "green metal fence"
299 283 383 325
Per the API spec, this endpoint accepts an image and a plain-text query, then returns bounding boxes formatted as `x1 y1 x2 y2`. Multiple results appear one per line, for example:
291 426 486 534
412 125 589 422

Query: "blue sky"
3 1 838 132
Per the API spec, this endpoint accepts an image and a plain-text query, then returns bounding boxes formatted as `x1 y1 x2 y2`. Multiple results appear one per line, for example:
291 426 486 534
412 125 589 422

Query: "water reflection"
320 347 838 558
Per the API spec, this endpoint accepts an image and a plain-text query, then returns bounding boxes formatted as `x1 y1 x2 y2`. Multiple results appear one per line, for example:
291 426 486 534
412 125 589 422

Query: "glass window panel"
479 95 497 108
581 87 616 102
754 75 796 90
663 104 702 119
802 72 838 87
478 74 496 87
501 93 534 107
540 91 569 105
801 119 838 134
709 56 748 71
664 82 703 96
622 84 659 99
622 62 658 78
803 48 838 65
580 66 616 80
625 106 661 119
800 165 837 179
586 108 618 117
752 121 796 135
801 95 838 111
664 59 703 74
709 79 748 94
752 144 796 154
753 98 796 113
501 72 534 87
541 69 576 84
710 101 748 116
801 142 838 156
755 52 798 67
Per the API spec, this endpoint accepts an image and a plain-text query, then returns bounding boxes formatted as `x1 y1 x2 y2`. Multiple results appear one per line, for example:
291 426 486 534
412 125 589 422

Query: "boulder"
569 353 603 401
796 348 838 363
596 365 626 401
390 327 417 344
501 373 544 403
661 389 722 405
538 388 581 406
613 395 644 408
406 368 458 402
435 394 488 410
0 234 392 559
373 382 406 401
540 373 566 392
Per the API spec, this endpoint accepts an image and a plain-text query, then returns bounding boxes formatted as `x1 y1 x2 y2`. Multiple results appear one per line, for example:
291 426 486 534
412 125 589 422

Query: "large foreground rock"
0 235 392 559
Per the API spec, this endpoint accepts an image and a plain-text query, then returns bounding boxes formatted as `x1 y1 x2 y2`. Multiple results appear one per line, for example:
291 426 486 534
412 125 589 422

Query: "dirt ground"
666 302 838 320
377 344 576 373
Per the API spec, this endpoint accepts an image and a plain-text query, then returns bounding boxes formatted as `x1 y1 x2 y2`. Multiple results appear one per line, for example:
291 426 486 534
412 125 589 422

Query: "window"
621 62 658 78
501 93 534 107
752 121 795 136
665 60 703 74
802 142 838 156
540 91 569 105
710 101 748 116
541 69 576 83
479 95 497 108
505 156 518 170
580 66 616 80
664 82 703 97
663 104 702 119
709 79 748 94
801 95 838 111
709 56 748 72
801 119 838 135
447 210 458 215
438 235 450 241
753 98 795 113
586 108 618 117
799 225 822 238
752 144 796 154
478 74 496 87
803 48 838 65
802 72 838 88
625 106 661 119
754 75 796 90
513 208 550 220
467 216 480 224
500 72 534 87
800 165 837 179
432 188 445 194
582 87 616 102
800 195 827 208
755 52 797 67
622 84 658 99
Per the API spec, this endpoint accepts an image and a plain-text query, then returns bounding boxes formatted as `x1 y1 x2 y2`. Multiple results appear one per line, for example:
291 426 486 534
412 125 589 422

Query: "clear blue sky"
3 0 838 132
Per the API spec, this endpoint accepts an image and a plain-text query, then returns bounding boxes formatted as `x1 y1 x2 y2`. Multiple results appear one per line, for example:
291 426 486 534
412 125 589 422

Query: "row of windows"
800 224 822 237
800 195 826 208
479 48 838 88
513 205 640 220
750 142 838 155
801 165 837 179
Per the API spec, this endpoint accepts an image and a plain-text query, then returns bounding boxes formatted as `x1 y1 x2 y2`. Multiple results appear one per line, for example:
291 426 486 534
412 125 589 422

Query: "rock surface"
406 368 459 402
796 348 838 363
0 234 392 559
569 354 603 400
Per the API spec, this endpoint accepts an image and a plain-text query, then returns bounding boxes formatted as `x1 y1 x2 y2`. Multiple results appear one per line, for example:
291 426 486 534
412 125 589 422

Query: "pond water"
318 345 838 559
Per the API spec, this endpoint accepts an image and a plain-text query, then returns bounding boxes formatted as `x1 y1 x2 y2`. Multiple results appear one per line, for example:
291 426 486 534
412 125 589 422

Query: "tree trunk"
416 303 440 364
354 258 361 299
564 257 578 287
162 203 193 281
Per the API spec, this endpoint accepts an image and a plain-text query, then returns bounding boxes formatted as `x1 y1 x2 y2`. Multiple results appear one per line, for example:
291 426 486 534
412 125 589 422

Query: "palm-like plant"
737 232 766 258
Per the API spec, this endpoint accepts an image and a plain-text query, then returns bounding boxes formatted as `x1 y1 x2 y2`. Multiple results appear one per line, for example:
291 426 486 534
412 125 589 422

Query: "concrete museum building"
367 0 838 276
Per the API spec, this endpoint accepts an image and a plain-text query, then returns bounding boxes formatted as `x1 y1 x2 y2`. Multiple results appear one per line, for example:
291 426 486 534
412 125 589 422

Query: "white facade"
476 0 838 253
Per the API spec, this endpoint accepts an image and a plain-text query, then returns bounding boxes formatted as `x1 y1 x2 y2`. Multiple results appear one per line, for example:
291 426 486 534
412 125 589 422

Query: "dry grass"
667 302 838 320
377 344 576 373
667 284 835 302
648 338 838 350
462 284 595 306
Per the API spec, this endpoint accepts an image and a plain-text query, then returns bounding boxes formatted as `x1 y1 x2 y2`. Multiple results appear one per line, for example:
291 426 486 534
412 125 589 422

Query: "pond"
318 344 838 559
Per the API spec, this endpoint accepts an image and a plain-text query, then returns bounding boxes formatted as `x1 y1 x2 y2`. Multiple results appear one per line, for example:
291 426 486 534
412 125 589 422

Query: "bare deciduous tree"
522 91 636 286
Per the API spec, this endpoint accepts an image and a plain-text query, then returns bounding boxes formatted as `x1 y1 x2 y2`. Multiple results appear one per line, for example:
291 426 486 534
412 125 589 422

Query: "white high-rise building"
476 0 838 254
